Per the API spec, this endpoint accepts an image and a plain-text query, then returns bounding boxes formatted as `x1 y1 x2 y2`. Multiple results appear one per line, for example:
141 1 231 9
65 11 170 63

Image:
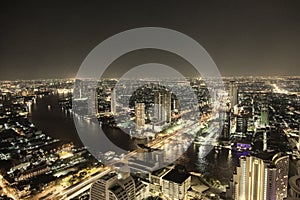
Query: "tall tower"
110 88 116 114
154 92 161 121
162 91 171 123
73 79 96 116
135 102 145 128
232 153 289 200
273 153 289 199
261 97 269 127
221 111 230 139
263 130 268 151
154 91 171 123
173 99 180 112
229 81 238 109
87 80 98 116
236 114 248 134
298 122 300 151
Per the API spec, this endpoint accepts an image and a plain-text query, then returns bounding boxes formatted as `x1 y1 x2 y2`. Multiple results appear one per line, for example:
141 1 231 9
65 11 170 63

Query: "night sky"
1 0 300 80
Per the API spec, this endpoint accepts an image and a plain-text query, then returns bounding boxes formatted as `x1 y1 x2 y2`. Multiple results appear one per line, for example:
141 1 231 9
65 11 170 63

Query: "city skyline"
0 77 299 199
1 1 300 200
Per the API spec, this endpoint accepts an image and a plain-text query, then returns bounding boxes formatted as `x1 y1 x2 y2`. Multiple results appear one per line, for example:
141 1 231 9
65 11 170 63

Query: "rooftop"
162 165 190 184
101 173 117 181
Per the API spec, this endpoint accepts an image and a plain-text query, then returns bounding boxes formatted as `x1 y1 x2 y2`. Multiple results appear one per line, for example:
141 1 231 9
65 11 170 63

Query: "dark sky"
0 0 300 80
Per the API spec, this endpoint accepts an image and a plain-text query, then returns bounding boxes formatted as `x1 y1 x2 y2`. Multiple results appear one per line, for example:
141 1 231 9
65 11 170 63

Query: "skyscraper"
261 97 269 127
229 81 238 109
135 102 145 128
173 99 180 112
110 88 116 114
263 129 268 151
297 122 300 151
87 80 98 116
273 153 289 199
231 153 289 200
154 91 171 123
220 111 230 139
73 79 96 116
236 114 248 134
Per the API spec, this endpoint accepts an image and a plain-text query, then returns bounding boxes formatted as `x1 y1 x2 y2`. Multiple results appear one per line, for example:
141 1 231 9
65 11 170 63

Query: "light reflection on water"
30 94 238 184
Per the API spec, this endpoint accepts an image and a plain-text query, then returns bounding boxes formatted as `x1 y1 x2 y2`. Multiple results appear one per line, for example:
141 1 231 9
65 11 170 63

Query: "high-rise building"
273 153 289 199
87 81 98 116
154 91 171 123
229 81 238 108
263 129 268 151
135 102 145 128
261 97 269 127
73 79 97 116
1 92 12 108
90 172 136 200
220 111 230 139
297 123 300 151
231 153 289 200
173 99 180 112
236 114 248 134
111 88 116 114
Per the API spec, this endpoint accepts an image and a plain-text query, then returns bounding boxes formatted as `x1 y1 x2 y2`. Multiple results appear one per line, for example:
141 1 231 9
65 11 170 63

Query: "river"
29 94 238 184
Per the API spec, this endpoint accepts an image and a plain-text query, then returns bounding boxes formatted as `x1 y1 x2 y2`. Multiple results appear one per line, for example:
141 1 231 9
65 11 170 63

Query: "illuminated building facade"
90 172 136 200
161 166 191 200
229 81 238 109
135 102 145 128
73 79 98 116
154 91 171 123
232 153 289 200
111 88 116 114
260 97 269 127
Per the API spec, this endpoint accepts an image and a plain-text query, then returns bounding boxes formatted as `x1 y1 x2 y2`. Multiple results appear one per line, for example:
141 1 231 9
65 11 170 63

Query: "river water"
29 94 238 184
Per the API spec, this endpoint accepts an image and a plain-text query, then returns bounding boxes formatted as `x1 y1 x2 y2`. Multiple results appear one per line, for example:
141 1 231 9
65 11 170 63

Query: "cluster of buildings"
1 77 300 200
0 80 99 199
228 152 289 200
90 164 212 200
134 89 174 131
219 77 300 200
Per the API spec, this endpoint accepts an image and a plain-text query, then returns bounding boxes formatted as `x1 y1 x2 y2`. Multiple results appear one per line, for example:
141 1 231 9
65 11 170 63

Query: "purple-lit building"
236 142 251 151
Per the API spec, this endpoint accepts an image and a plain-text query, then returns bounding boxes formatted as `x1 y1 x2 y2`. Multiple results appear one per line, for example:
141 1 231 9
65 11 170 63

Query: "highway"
43 168 111 200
